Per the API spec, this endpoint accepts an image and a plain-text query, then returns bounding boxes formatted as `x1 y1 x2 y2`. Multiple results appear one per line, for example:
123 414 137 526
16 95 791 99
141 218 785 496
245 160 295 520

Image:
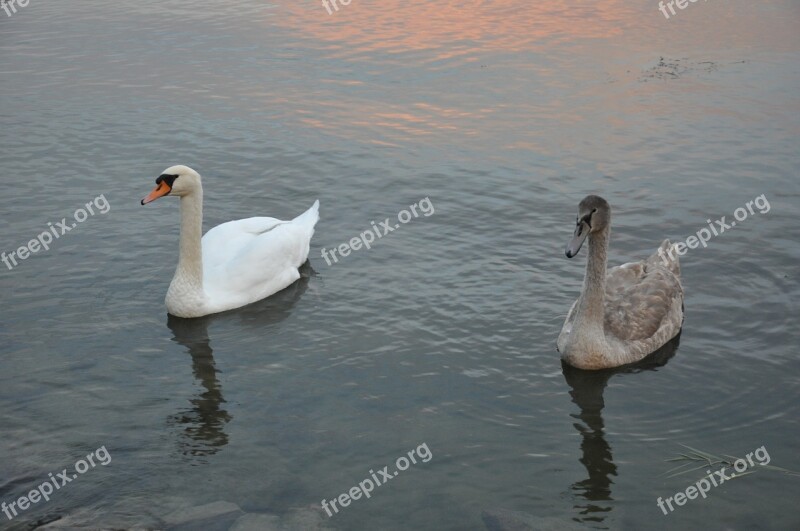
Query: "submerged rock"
164 500 243 531
481 508 584 531
281 506 334 531
229 513 282 531
37 506 159 529
35 502 331 530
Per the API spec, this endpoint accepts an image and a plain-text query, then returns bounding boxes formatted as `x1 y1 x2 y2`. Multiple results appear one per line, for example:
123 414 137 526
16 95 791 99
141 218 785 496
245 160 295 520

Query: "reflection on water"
165 264 313 462
280 0 638 53
166 314 232 460
563 334 680 525
0 0 798 528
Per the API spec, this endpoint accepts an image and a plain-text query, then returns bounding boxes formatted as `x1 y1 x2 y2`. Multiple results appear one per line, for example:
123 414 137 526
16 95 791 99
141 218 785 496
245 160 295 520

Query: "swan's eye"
592 208 597 213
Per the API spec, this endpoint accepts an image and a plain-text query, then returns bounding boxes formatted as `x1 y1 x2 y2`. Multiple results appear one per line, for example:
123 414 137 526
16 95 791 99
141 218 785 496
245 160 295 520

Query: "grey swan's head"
566 195 611 258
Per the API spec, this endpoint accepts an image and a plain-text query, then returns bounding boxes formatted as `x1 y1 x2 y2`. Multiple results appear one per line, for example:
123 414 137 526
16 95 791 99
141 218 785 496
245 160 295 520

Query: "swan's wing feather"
202 217 285 271
223 221 310 283
647 239 681 278
557 298 579 352
224 202 318 279
201 208 317 307
604 260 683 341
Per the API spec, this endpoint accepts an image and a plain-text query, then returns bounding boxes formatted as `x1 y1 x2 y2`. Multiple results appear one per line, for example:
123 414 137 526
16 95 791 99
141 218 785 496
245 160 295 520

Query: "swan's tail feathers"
650 238 681 278
293 199 320 225
293 199 320 239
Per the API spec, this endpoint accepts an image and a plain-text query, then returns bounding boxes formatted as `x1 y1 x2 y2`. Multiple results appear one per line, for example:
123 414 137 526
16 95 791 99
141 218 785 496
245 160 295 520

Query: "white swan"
141 165 319 318
557 195 684 370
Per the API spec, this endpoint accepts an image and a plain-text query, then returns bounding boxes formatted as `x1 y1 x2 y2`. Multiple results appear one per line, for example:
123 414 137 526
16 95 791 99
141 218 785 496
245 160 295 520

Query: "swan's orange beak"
141 181 171 205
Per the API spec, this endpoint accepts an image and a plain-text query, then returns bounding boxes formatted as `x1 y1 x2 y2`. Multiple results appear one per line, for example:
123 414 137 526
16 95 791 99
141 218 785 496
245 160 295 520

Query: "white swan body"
142 165 319 318
557 195 684 370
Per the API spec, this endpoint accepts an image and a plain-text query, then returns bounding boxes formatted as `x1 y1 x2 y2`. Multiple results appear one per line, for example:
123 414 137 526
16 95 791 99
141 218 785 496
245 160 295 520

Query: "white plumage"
141 165 319 318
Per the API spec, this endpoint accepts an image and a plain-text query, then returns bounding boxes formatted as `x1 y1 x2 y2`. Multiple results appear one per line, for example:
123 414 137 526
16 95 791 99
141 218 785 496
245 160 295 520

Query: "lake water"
1 1 798 530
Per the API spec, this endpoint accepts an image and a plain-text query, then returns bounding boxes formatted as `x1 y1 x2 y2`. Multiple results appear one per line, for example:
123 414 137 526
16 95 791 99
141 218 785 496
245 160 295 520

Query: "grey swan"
557 195 684 370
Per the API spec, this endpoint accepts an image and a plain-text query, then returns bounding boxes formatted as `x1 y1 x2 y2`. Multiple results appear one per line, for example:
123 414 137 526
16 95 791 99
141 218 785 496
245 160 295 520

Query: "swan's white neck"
165 189 207 317
176 190 204 286
572 227 609 341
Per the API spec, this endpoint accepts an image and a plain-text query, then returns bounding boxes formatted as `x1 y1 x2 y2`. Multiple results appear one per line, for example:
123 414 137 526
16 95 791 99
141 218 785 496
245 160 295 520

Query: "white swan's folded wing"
200 202 319 312
202 217 285 272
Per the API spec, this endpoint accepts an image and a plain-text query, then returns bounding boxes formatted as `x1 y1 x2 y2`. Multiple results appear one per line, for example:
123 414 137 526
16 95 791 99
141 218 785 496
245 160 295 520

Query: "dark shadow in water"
562 333 681 525
166 314 230 461
165 263 315 461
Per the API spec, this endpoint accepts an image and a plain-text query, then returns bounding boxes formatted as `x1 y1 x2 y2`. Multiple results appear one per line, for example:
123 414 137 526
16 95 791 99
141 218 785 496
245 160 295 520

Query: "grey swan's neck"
575 227 609 333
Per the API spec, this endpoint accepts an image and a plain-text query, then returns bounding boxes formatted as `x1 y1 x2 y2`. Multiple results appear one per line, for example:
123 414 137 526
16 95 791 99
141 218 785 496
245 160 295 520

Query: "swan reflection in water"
165 263 314 461
563 333 681 525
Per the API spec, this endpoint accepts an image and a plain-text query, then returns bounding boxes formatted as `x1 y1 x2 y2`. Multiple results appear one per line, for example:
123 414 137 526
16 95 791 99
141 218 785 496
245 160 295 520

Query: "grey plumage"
557 196 684 370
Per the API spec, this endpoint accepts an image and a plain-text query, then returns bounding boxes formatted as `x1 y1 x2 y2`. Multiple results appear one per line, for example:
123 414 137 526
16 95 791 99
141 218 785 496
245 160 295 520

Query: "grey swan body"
557 196 684 370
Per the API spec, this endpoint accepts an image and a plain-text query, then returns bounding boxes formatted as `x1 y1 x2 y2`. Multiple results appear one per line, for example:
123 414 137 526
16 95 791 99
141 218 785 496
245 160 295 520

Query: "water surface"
1 1 798 529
